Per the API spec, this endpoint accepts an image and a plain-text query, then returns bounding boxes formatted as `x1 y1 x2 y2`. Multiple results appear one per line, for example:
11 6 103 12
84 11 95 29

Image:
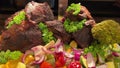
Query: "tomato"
54 52 65 67
40 61 53 68
68 61 82 68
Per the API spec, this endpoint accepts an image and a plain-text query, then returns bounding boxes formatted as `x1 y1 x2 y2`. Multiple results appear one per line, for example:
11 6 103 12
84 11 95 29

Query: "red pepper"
40 61 53 68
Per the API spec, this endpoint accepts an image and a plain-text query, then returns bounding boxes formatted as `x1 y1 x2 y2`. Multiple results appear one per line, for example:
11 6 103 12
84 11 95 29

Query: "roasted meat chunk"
0 21 44 52
64 3 95 48
45 20 71 43
25 1 54 24
72 25 93 48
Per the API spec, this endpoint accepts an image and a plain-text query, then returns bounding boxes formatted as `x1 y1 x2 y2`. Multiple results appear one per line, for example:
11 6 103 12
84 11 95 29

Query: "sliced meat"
72 25 93 48
25 1 54 24
45 20 71 43
0 21 44 52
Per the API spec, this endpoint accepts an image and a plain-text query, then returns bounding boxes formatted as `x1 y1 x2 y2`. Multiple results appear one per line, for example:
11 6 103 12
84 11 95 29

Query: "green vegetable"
7 11 26 29
38 22 56 44
109 43 120 52
114 57 120 68
0 50 22 64
92 20 120 45
84 42 110 61
67 3 81 15
64 18 86 33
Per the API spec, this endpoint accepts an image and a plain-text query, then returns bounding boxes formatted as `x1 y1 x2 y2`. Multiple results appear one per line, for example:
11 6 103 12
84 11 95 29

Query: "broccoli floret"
92 20 120 45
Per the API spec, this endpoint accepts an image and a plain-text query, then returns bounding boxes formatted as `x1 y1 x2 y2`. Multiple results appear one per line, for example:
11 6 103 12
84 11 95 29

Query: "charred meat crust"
45 20 71 43
25 1 54 24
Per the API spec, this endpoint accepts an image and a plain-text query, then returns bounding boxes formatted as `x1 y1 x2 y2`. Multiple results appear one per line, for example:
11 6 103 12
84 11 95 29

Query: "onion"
73 49 83 61
86 53 96 68
42 47 54 54
55 44 64 53
51 39 62 48
98 54 105 64
64 52 74 58
33 55 45 64
112 52 120 57
96 64 107 68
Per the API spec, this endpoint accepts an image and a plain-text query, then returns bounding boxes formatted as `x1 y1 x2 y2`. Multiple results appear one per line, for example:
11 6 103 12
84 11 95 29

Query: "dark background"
68 0 120 23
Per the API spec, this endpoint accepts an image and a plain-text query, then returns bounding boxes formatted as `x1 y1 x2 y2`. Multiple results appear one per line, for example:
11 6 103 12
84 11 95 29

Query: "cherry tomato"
68 61 82 68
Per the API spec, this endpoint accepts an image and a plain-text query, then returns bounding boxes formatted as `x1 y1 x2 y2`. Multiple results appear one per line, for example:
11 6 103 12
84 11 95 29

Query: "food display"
0 1 120 68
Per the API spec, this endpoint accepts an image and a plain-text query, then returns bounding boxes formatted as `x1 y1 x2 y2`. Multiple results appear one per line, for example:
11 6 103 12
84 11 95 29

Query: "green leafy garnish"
67 3 81 15
7 11 26 29
38 22 56 44
114 57 120 68
0 50 22 64
64 18 86 33
84 42 110 60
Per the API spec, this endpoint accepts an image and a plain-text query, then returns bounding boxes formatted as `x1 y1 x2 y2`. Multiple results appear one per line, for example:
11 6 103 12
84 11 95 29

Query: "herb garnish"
38 22 56 44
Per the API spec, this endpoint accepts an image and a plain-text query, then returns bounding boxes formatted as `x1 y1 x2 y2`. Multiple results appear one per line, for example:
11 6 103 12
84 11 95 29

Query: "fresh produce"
0 50 22 64
92 20 120 45
84 42 109 61
68 61 82 68
0 40 120 68
40 61 53 68
54 52 65 67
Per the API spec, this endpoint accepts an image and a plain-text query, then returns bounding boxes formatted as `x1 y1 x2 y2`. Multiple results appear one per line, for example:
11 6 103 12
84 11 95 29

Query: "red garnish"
68 61 82 68
40 61 53 68
54 52 65 67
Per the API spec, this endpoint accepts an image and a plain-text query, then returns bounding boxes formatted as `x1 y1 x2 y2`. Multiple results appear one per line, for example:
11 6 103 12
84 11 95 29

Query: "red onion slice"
73 49 83 61
33 55 45 64
112 52 120 57
64 52 74 58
